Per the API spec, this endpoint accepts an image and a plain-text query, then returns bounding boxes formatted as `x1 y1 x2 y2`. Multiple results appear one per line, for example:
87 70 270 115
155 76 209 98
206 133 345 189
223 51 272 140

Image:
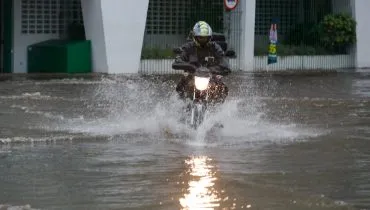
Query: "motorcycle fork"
191 87 196 125
190 87 208 125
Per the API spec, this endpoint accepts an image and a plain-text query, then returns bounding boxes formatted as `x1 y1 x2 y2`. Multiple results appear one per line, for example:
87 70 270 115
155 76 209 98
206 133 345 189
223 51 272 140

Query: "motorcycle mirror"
225 50 236 58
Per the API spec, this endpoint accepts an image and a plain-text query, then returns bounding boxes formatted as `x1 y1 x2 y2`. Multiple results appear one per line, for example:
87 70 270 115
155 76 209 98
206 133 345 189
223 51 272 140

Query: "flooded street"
0 70 370 210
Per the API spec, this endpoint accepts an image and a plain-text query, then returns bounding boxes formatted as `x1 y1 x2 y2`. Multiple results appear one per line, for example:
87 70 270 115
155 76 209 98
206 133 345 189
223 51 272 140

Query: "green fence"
140 0 243 74
254 0 356 71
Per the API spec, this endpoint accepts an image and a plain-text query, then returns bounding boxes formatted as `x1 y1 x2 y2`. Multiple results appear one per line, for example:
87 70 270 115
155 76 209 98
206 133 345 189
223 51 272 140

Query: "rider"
172 21 231 104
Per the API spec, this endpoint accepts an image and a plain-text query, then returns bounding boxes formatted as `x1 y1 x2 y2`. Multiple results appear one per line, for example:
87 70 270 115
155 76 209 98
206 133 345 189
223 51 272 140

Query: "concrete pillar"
240 0 256 71
81 0 149 74
81 0 107 73
352 0 370 68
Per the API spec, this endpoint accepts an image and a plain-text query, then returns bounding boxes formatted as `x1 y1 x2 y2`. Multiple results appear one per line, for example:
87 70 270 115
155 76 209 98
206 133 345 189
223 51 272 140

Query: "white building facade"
1 0 370 74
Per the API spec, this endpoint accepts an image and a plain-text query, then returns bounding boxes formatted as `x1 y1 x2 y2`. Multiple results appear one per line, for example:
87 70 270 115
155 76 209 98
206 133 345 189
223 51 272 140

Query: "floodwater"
0 70 370 210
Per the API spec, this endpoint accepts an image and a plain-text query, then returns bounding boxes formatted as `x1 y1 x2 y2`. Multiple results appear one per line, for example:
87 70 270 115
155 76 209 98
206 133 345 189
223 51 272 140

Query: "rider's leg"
176 76 187 100
176 75 195 100
176 75 194 124
208 77 228 104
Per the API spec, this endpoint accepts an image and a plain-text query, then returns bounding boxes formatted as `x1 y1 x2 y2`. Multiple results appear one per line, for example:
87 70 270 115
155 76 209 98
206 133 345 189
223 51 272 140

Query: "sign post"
224 0 239 11
268 19 278 65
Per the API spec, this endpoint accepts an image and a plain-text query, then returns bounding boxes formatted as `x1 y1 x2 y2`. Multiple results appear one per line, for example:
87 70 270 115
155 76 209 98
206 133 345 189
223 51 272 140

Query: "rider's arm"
172 43 196 72
211 42 231 75
209 65 230 76
174 42 194 63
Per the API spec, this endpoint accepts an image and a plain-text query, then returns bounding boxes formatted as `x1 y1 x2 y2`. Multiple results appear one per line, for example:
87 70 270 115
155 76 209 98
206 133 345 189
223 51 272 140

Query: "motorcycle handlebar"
172 63 197 72
172 62 229 76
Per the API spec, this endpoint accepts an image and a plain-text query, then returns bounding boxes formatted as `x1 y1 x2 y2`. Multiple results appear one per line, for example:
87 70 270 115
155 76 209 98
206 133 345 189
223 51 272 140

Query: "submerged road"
0 71 369 210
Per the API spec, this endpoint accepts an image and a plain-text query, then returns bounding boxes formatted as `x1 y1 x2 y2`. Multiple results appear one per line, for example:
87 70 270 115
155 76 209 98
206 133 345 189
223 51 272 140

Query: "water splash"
18 76 323 147
188 97 322 148
53 77 190 137
0 204 39 210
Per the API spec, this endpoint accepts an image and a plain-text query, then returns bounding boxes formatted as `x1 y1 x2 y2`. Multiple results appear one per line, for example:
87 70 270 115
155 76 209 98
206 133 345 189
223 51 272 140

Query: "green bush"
141 48 175 59
317 13 356 53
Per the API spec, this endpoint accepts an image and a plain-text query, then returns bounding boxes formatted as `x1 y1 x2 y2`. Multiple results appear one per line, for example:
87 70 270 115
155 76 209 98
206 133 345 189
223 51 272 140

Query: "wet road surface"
0 71 370 210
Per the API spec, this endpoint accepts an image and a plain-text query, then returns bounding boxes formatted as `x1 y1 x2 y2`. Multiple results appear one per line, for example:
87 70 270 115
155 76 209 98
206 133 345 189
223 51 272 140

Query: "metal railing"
139 0 357 74
140 0 242 74
254 0 356 71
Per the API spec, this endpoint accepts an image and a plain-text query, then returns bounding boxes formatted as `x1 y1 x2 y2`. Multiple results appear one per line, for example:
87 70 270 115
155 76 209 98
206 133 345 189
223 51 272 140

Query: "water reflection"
179 155 221 209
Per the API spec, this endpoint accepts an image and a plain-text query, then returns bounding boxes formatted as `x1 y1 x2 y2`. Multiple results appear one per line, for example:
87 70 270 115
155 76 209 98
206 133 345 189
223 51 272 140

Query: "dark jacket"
172 41 231 76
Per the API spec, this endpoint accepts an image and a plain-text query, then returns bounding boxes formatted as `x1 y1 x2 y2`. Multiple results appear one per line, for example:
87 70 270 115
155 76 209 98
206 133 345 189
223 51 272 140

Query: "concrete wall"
81 0 149 74
240 0 256 71
223 4 243 65
353 0 370 68
332 0 370 68
80 0 108 73
12 0 59 73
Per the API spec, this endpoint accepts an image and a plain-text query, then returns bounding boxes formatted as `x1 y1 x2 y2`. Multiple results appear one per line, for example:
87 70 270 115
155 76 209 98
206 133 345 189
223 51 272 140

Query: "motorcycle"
172 32 235 130
172 58 228 130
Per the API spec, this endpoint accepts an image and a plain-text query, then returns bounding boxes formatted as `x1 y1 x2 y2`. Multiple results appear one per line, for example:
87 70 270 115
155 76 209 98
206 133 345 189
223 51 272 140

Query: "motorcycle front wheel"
190 102 206 129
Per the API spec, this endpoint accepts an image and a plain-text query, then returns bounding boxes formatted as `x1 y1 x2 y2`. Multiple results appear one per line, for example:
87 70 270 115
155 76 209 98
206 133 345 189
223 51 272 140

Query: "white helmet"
192 21 213 47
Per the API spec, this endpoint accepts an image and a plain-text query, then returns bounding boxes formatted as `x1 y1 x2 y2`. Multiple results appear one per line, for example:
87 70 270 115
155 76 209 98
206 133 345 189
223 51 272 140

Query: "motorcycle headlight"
194 76 210 91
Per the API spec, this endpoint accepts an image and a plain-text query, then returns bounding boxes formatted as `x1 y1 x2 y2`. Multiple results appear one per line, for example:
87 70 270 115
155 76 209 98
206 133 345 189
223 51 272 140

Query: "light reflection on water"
178 155 254 210
179 156 221 209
